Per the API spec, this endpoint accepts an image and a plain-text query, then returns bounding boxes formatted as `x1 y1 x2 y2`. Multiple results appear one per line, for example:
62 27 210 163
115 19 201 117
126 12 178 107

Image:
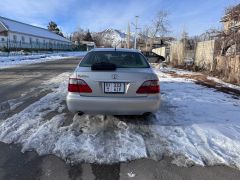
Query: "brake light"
136 80 160 94
68 78 92 93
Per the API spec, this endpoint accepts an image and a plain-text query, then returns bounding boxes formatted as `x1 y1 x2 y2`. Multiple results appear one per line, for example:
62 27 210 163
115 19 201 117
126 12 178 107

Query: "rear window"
79 51 150 68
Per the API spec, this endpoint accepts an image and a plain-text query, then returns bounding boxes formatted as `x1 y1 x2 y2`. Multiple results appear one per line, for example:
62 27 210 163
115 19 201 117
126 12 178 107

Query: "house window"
36 39 39 44
13 35 17 42
21 36 25 43
1 38 5 42
29 37 32 44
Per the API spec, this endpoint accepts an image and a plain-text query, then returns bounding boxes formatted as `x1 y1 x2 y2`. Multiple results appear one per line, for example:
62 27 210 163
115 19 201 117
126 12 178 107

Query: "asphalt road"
0 58 240 180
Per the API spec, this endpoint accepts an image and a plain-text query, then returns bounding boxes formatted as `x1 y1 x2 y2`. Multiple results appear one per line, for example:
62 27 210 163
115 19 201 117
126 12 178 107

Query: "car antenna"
114 45 116 51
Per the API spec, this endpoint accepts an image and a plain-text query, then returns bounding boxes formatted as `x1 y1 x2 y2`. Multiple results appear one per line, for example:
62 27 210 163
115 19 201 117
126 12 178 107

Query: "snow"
0 68 240 168
127 172 136 178
0 51 87 69
153 69 240 168
0 73 146 163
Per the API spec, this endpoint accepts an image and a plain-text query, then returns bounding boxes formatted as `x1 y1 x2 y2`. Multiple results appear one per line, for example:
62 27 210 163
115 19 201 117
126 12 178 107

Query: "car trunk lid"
75 67 156 97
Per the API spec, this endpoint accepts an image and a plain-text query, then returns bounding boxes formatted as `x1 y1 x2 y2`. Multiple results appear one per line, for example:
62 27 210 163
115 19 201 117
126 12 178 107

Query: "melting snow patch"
0 72 147 164
0 72 70 145
0 70 240 168
0 51 87 69
153 70 240 168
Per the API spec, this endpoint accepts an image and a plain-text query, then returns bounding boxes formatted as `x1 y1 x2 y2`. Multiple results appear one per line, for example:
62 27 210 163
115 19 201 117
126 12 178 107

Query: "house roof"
0 16 71 43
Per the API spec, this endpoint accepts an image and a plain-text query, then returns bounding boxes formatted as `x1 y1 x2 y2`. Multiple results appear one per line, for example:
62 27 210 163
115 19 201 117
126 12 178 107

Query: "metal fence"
0 40 72 50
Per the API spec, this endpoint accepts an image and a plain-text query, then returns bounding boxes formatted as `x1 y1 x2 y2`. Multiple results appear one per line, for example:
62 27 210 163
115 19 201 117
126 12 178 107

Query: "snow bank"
0 69 240 168
0 51 87 69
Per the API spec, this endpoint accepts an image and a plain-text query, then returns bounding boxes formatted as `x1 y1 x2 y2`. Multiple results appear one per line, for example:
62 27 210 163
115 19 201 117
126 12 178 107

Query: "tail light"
68 78 92 93
136 80 160 94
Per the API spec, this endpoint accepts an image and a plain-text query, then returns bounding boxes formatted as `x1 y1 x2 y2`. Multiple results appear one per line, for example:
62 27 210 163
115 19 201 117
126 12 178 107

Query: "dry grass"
166 71 240 97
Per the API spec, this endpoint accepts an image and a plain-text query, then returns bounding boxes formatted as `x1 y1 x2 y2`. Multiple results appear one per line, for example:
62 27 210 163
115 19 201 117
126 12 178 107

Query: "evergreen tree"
83 30 93 41
47 21 64 37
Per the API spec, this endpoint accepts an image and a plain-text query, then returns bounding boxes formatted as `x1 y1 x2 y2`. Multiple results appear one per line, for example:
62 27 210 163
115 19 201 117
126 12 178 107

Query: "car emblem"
112 74 118 79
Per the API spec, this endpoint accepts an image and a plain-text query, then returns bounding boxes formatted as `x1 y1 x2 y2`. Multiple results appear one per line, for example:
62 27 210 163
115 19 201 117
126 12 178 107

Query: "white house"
0 16 72 50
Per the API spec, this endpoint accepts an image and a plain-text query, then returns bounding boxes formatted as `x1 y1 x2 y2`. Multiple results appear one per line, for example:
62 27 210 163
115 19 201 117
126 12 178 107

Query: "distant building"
0 16 72 50
74 41 96 51
138 37 175 53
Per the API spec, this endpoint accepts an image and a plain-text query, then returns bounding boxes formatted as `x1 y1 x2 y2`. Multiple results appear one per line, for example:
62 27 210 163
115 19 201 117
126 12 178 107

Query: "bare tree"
92 33 104 47
216 4 240 55
149 11 170 47
199 28 222 41
72 28 86 44
150 11 170 38
225 4 240 17
140 25 151 51
180 30 189 42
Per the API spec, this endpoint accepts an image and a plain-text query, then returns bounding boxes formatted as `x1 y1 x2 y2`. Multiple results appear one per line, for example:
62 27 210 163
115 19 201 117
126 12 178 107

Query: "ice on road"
0 68 240 169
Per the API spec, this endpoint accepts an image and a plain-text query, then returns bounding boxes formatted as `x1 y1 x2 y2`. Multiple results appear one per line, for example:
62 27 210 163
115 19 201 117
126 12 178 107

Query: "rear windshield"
79 51 150 68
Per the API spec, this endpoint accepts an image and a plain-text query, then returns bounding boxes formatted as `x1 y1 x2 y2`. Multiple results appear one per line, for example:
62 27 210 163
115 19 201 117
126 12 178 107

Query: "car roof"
91 48 140 53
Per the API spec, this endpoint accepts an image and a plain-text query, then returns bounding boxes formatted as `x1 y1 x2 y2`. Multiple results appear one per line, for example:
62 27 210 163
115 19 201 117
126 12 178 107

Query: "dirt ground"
166 70 240 97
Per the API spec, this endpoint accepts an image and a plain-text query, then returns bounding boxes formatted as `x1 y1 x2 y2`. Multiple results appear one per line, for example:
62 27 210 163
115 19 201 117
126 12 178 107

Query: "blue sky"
0 0 239 37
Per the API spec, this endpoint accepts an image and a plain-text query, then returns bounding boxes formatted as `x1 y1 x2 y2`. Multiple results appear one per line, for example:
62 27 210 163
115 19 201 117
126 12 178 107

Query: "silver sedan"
66 48 160 115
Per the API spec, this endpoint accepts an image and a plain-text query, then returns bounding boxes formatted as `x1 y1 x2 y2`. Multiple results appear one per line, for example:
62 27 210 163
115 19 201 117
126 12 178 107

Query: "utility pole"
134 16 139 49
127 22 131 48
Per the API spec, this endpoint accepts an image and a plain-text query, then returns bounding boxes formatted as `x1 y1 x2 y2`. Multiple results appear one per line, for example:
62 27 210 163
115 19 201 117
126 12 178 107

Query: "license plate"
104 82 125 93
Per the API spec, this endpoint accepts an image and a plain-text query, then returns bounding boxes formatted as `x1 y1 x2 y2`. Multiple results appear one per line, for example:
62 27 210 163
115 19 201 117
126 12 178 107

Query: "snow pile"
0 51 87 69
0 72 146 164
0 69 240 168
52 115 146 163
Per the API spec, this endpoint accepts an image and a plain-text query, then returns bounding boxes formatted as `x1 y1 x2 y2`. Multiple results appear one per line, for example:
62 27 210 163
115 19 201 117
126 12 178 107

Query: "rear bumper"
66 93 161 115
